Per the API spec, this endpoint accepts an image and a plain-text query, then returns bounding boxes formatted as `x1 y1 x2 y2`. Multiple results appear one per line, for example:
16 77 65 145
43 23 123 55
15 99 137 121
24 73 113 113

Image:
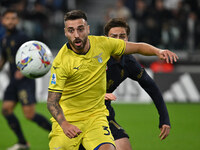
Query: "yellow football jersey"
48 35 125 122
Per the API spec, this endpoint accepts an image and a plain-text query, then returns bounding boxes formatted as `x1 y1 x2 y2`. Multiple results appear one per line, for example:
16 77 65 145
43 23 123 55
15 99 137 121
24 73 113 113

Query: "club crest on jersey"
51 73 56 85
93 52 103 63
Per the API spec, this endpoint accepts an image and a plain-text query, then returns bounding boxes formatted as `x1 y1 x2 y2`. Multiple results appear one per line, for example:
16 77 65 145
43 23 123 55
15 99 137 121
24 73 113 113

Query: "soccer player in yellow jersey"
47 10 178 150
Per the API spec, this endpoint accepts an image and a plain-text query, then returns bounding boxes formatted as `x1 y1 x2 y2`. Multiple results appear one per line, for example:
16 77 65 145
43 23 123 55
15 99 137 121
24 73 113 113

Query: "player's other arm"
137 70 170 140
47 91 82 138
126 56 170 140
125 42 178 64
138 70 171 126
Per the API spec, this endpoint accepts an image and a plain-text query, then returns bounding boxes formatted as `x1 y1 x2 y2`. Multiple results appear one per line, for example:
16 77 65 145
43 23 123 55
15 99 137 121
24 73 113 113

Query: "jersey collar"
66 42 90 55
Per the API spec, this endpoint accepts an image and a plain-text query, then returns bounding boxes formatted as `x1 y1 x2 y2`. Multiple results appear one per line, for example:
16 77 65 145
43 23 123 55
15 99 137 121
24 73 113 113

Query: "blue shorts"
3 78 36 105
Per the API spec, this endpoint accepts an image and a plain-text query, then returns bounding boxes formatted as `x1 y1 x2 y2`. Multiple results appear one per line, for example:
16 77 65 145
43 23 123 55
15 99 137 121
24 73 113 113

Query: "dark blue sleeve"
137 70 170 128
126 55 170 128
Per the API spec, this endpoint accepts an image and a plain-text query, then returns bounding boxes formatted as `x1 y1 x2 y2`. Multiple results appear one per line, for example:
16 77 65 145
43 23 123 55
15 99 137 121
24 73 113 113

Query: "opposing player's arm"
136 69 170 140
47 91 82 138
124 42 178 64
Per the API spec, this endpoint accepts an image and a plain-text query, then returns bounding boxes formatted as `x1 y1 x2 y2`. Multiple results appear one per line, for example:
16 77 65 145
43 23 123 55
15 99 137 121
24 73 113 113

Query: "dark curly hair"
64 10 87 22
104 18 130 36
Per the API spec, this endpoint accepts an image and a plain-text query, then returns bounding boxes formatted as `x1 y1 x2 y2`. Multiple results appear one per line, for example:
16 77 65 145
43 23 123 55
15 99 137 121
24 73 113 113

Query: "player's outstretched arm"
47 91 82 138
125 42 179 64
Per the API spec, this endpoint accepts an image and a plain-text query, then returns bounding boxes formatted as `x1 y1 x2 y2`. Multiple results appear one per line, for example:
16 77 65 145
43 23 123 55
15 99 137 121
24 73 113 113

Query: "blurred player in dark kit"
0 9 51 150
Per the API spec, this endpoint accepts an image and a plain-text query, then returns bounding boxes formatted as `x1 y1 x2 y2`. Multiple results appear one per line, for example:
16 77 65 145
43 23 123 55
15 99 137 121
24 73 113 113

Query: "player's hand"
105 93 117 101
14 70 24 80
158 50 179 64
61 121 82 139
159 124 170 140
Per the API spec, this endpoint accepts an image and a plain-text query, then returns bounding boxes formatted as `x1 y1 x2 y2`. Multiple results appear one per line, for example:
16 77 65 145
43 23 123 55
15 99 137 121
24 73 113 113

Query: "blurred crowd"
1 0 200 51
105 0 200 51
0 0 73 49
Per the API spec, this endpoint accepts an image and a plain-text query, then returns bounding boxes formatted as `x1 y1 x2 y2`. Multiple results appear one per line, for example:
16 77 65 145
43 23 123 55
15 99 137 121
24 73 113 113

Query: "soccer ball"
16 40 53 79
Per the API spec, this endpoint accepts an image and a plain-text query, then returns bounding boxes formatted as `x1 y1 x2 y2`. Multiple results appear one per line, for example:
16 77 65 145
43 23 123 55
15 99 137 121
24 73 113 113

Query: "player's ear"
64 28 67 37
87 25 90 34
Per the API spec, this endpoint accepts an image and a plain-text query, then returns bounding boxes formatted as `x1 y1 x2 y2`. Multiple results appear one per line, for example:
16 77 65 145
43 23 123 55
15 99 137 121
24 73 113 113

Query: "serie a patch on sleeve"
51 73 56 85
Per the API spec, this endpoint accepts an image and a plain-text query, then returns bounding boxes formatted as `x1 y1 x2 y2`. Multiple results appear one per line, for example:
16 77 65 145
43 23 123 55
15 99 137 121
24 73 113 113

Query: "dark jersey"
1 29 30 79
106 55 170 128
0 29 36 105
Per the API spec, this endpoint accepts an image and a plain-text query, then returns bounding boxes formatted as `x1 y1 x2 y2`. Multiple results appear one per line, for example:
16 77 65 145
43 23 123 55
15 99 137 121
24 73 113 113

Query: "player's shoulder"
89 35 123 50
53 43 75 67
89 35 116 43
123 55 143 68
53 43 68 63
89 35 107 39
124 54 136 61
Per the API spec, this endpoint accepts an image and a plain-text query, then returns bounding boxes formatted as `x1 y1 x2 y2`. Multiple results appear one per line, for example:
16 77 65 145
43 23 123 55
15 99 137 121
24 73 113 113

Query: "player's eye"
68 28 74 33
78 27 84 32
119 35 126 40
110 35 118 38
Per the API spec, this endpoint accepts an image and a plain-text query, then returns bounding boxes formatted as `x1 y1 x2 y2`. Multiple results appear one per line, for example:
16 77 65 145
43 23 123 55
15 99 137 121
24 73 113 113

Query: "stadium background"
1 0 200 102
0 0 200 150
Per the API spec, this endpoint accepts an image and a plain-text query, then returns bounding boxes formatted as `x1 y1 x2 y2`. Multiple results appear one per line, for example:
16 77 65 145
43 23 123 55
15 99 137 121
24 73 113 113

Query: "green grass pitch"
0 101 200 150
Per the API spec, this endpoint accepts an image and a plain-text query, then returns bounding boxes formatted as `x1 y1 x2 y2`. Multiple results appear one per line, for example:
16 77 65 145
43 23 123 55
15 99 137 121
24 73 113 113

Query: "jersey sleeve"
137 69 171 127
105 37 126 56
125 55 170 127
48 59 68 93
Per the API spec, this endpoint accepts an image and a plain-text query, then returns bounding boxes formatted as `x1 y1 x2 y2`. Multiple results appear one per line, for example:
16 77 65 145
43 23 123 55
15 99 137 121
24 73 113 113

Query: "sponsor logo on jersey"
53 66 59 70
73 65 81 70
